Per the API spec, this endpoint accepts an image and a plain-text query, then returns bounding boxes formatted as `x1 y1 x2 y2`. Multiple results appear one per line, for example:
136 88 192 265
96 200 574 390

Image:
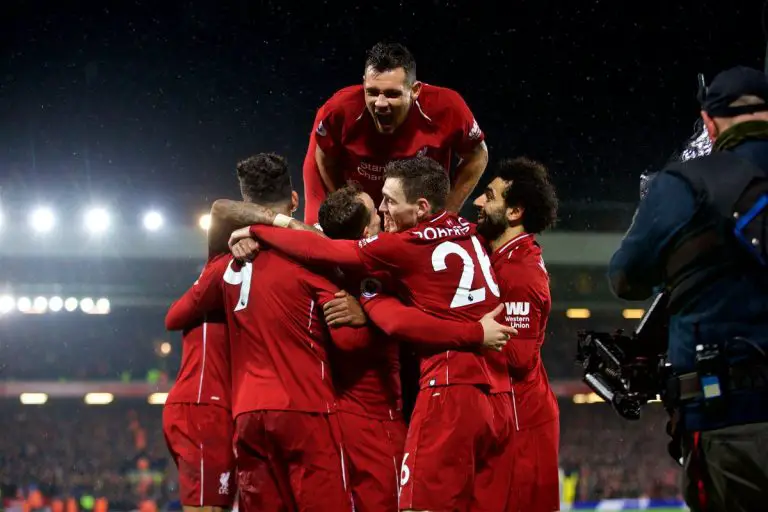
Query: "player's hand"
231 238 260 262
479 304 517 352
323 290 368 328
228 227 253 251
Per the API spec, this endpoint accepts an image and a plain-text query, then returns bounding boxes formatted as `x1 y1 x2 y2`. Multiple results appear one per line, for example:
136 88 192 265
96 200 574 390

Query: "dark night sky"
0 0 766 224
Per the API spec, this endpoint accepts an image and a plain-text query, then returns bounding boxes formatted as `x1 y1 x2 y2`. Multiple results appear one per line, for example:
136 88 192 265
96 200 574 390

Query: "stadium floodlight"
143 211 163 231
199 214 211 231
17 297 31 313
64 297 79 312
30 207 56 234
84 207 110 234
0 295 14 314
147 392 168 405
160 341 172 355
32 296 48 313
20 393 48 405
84 392 114 405
95 297 110 314
79 297 95 313
48 296 63 312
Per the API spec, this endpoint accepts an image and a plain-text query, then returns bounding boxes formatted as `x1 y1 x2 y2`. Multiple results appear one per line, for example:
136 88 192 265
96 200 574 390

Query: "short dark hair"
236 153 292 204
365 42 417 85
318 183 369 240
384 156 449 212
496 157 558 234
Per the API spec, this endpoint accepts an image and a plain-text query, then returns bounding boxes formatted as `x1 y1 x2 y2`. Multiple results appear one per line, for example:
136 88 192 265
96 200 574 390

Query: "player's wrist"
469 322 485 345
272 213 292 228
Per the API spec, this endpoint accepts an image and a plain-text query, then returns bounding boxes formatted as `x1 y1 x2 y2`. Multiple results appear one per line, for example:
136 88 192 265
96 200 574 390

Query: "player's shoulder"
322 84 365 114
417 83 471 116
199 253 233 283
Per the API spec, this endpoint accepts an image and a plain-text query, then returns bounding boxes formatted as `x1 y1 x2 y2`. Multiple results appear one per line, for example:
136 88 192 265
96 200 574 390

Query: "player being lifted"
302 42 488 224
230 157 513 512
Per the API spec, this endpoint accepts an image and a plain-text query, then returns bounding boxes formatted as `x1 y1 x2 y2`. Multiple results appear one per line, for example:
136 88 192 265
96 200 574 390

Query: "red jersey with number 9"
356 211 506 390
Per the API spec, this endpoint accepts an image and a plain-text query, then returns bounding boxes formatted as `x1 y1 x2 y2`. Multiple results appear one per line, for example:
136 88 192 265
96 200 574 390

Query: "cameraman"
608 66 768 512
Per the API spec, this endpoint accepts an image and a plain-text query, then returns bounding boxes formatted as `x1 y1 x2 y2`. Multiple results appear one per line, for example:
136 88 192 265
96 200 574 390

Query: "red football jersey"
165 254 231 409
333 274 487 420
249 212 507 391
304 84 484 223
220 249 370 418
491 233 559 429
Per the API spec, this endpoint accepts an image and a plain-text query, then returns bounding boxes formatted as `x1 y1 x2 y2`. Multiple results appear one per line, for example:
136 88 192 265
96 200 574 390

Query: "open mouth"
375 112 394 129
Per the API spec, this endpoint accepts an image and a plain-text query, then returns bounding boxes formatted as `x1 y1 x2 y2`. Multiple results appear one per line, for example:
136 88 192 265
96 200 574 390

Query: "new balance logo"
504 301 530 316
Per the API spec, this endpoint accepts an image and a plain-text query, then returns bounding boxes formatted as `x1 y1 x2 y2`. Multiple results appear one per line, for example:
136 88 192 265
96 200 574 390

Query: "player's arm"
208 199 324 256
241 225 403 274
500 267 547 378
310 275 373 351
445 92 489 213
304 103 345 223
447 141 488 213
165 255 228 331
363 294 503 349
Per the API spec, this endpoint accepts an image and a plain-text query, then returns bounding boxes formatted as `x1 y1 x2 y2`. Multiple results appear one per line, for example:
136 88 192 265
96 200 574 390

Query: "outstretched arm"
208 199 323 256
245 225 366 270
363 294 483 348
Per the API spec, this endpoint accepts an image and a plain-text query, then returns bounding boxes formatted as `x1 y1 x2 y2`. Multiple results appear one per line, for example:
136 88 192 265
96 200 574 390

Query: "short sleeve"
447 90 485 154
313 101 344 159
355 232 409 273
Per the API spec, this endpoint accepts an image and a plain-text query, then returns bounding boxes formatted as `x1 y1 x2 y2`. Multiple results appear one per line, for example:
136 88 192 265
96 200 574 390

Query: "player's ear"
411 80 423 100
290 191 299 214
507 206 524 224
415 198 431 219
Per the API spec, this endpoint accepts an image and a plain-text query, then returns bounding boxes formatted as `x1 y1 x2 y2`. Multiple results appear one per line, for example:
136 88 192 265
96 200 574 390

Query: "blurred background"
4 0 768 510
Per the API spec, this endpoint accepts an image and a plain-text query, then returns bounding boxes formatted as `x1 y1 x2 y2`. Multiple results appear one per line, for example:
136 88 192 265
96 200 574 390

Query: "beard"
476 208 507 242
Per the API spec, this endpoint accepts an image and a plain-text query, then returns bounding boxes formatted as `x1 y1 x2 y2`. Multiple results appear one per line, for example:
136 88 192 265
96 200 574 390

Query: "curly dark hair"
236 153 292 204
384 156 449 213
495 157 558 234
318 182 369 240
365 42 417 85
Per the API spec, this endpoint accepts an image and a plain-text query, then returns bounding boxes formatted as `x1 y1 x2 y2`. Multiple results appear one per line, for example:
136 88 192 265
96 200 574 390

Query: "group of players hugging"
161 42 562 512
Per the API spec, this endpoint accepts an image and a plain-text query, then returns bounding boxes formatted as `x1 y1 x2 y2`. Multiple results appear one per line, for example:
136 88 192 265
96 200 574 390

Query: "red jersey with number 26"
356 212 505 390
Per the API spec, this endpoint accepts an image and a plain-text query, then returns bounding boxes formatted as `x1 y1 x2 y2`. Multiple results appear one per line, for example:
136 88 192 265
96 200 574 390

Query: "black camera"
575 293 671 421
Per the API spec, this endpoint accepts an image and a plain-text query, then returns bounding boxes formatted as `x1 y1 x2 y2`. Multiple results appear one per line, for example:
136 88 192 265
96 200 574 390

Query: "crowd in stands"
0 399 681 510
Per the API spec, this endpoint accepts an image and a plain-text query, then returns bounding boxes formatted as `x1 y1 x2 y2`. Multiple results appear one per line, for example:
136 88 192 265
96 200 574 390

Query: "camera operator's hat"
699 66 768 117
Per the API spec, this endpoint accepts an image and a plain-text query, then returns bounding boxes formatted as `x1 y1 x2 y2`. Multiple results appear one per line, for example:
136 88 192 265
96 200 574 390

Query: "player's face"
358 192 381 237
379 177 418 233
363 66 421 135
473 177 510 241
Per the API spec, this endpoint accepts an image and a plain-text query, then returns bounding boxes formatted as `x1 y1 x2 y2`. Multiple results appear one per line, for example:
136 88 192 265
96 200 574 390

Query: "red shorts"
162 403 236 508
472 392 516 511
234 410 354 512
512 418 560 512
338 411 407 512
398 385 496 512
